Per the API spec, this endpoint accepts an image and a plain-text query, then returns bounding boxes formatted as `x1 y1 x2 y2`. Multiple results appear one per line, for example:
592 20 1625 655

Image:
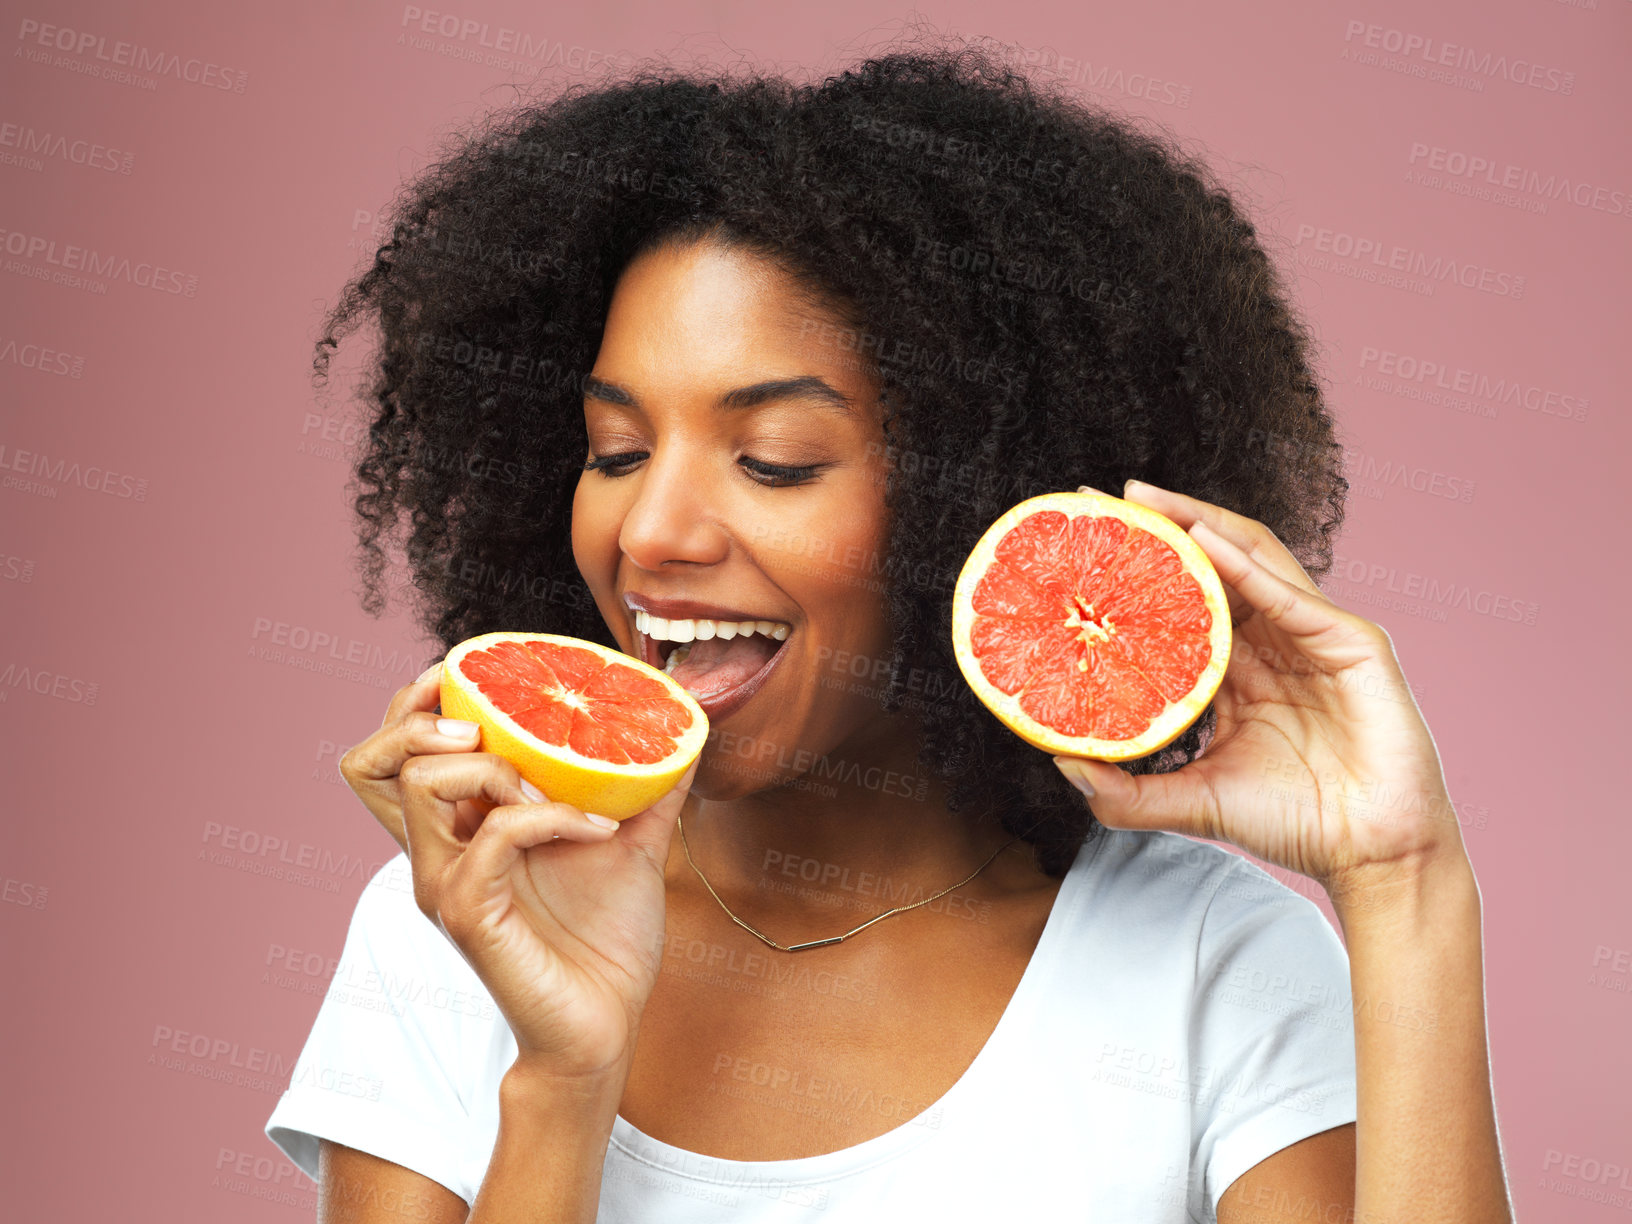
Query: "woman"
264 40 1511 1222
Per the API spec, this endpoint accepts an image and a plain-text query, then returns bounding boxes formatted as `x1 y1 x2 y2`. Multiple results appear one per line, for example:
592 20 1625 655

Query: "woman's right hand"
339 662 698 1081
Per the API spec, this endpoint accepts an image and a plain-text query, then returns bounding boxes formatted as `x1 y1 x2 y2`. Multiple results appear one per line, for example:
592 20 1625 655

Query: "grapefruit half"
951 491 1232 761
441 632 709 820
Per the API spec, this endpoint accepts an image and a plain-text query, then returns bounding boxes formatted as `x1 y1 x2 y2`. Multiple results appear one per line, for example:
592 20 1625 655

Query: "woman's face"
572 238 899 799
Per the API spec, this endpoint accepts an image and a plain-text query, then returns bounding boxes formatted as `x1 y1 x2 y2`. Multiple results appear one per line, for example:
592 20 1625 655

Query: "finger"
398 751 536 883
1053 754 1219 841
379 660 447 731
342 709 481 789
1187 518 1350 640
440 801 621 938
610 758 700 869
1121 480 1325 599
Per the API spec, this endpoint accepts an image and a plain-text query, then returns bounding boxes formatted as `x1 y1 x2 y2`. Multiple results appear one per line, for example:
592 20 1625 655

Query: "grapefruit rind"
951 491 1232 762
440 632 709 820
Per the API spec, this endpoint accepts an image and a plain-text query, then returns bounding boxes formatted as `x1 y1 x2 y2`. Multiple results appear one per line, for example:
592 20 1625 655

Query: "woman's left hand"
1054 479 1468 903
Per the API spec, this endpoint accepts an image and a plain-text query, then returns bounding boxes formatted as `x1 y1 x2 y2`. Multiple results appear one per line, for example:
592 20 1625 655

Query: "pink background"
3 1 1626 1218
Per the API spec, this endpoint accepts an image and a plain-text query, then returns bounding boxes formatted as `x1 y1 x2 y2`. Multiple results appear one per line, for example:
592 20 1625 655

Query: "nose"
616 443 731 570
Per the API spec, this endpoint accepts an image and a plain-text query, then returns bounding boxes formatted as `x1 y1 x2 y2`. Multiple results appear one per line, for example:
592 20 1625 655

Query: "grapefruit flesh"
441 633 709 819
951 491 1231 761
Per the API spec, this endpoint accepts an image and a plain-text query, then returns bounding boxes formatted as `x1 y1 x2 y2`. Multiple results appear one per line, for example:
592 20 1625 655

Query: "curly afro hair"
315 35 1349 879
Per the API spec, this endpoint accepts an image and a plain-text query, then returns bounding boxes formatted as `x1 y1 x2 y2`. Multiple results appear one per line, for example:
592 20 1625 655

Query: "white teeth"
664 643 692 673
634 611 792 643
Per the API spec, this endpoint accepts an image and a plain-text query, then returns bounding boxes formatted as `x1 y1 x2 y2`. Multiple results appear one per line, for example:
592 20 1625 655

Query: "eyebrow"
581 374 854 416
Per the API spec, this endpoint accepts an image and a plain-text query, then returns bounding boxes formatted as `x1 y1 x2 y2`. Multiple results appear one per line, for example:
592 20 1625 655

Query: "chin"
689 749 780 803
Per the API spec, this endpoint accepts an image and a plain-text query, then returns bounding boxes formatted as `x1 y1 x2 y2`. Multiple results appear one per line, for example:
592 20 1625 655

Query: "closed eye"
582 452 826 487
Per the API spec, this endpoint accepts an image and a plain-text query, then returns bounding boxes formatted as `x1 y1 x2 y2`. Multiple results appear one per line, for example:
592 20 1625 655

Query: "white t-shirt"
265 829 1358 1220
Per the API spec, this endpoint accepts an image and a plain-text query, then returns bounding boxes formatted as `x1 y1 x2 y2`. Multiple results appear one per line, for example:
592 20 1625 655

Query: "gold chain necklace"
676 811 1019 952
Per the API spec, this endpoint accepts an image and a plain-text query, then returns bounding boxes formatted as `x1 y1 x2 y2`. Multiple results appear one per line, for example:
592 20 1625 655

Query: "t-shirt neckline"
608 833 1106 1185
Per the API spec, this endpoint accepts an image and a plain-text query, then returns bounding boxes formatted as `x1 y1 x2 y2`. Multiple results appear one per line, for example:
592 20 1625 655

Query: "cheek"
845 477 892 569
569 478 613 579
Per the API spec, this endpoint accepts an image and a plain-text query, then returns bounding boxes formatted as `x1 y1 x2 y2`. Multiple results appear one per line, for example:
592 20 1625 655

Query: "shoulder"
1061 828 1345 973
1070 826 1308 913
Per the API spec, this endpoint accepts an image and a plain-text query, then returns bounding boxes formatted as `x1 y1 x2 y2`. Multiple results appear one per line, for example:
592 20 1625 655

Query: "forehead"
595 240 872 387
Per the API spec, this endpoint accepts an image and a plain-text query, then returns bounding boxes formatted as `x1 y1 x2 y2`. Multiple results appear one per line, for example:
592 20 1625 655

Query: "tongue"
668 633 781 696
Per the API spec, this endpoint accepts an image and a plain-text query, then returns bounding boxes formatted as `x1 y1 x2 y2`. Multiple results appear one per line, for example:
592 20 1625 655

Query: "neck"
668 711 1037 931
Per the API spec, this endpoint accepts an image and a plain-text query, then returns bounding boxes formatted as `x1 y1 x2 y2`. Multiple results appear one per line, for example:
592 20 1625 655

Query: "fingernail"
585 812 619 829
437 718 478 738
520 779 546 803
1055 757 1096 798
1076 485 1106 496
418 662 443 681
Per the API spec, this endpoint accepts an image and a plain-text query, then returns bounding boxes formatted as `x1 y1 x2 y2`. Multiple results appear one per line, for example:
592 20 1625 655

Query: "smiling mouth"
634 610 792 715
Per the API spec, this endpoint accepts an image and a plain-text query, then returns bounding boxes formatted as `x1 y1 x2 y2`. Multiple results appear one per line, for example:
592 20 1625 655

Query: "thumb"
1053 755 1206 838
609 757 699 866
